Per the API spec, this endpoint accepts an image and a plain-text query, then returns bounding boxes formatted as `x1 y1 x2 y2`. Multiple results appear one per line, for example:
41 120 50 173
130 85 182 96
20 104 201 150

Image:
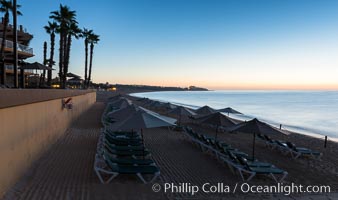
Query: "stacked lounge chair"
183 126 288 182
95 97 160 184
94 129 160 184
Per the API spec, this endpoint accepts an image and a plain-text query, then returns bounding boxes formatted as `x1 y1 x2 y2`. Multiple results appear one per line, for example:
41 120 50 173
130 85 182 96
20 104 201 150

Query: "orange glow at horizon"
95 76 338 90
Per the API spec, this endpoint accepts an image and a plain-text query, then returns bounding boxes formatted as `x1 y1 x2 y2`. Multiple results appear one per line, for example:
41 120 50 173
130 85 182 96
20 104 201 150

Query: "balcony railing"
0 38 33 55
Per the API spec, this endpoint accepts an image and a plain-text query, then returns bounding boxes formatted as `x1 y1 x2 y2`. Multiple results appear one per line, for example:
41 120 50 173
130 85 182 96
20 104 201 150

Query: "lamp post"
13 0 18 88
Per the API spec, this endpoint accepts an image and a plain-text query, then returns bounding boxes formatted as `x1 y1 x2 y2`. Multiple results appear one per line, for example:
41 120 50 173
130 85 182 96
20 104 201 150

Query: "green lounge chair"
105 134 143 146
246 166 287 182
105 145 151 157
286 142 322 159
229 152 272 168
220 155 287 182
105 130 141 138
104 151 155 165
94 154 160 184
105 134 142 142
105 142 147 151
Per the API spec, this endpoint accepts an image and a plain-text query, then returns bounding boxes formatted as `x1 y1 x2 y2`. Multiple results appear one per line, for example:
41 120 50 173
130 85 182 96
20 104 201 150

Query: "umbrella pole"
252 132 256 161
214 125 218 142
141 128 145 159
179 113 182 127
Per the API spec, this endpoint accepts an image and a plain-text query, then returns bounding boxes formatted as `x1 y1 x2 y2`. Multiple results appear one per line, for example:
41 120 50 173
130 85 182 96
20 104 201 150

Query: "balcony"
0 38 33 56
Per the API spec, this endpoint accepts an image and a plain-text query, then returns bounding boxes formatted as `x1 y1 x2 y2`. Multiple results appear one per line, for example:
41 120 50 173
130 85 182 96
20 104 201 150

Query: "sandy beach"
2 91 338 200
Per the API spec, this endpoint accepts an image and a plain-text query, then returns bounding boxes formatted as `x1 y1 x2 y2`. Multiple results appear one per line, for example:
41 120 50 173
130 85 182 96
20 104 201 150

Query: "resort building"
0 18 34 87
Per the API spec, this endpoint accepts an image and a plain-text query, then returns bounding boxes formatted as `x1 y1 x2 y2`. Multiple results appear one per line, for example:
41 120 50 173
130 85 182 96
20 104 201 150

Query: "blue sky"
16 0 338 89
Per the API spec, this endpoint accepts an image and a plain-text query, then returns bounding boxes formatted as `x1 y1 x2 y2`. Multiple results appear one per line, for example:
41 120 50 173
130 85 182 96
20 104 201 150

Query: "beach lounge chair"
263 135 278 148
271 140 293 155
220 154 287 182
235 154 272 168
286 142 322 159
245 166 288 182
216 141 232 149
94 154 160 184
105 142 147 151
105 134 143 146
105 130 141 138
105 145 151 157
104 151 155 165
182 128 211 151
105 134 142 142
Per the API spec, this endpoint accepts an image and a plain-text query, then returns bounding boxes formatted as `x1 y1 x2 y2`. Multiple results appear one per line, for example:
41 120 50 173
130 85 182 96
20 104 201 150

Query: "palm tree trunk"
58 30 64 88
47 33 55 86
84 39 88 88
62 32 67 88
41 41 47 87
63 33 72 88
0 12 9 85
87 43 94 88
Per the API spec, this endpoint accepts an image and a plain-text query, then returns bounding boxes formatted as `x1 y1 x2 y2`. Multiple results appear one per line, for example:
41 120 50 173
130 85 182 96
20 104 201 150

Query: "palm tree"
87 33 99 88
63 22 81 87
0 0 21 85
41 41 47 86
50 4 77 89
44 21 58 86
80 28 93 88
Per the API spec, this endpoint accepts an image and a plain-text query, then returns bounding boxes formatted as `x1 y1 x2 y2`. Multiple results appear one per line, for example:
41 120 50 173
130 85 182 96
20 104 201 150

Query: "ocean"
131 90 338 140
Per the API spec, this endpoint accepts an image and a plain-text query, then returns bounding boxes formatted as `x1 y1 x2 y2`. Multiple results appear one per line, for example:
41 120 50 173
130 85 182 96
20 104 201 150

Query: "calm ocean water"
132 90 338 140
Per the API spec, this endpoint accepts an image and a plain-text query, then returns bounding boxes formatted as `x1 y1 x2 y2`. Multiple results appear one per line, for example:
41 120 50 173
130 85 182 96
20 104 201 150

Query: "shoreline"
4 91 337 199
129 90 338 143
126 92 338 195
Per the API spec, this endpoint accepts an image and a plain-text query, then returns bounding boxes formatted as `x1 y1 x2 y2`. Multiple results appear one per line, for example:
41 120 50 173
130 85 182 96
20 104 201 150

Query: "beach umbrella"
141 99 154 106
109 98 132 109
137 97 149 102
108 108 176 159
156 102 177 114
168 106 196 116
152 102 165 108
168 106 197 126
218 107 242 116
146 101 163 108
196 112 237 127
161 102 177 110
227 118 289 160
196 112 237 140
109 109 177 131
107 104 140 122
195 105 217 115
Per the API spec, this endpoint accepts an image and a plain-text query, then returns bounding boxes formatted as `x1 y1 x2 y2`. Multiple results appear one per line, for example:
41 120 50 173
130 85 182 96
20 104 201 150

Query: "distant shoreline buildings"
95 83 208 92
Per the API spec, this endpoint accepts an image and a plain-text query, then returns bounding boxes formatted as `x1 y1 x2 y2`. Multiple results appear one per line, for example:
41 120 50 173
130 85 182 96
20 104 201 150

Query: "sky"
15 0 338 90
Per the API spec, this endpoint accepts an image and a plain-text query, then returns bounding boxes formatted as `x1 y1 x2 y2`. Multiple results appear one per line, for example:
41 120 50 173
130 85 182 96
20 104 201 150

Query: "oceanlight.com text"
152 182 331 196
240 183 331 195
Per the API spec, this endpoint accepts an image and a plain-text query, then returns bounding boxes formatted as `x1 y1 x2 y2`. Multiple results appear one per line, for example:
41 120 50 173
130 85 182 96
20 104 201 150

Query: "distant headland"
94 83 208 93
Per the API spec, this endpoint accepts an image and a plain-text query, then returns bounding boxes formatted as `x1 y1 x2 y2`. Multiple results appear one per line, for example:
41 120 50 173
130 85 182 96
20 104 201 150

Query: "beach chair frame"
94 154 160 184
